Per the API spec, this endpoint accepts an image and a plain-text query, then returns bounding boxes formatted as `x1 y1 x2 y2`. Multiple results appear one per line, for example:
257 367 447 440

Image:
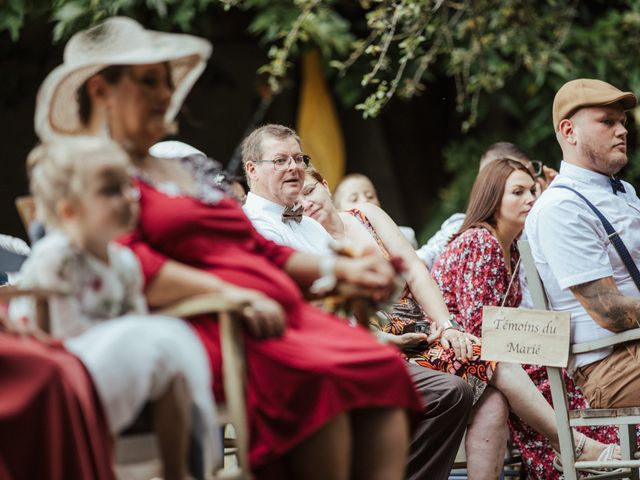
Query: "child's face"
334 176 381 211
71 160 138 243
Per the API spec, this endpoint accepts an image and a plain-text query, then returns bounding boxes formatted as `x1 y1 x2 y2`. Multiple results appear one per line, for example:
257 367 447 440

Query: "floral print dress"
349 208 495 403
431 226 618 480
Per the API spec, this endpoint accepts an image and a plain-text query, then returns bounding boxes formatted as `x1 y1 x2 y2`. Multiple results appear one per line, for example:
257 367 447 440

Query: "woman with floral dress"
300 162 619 479
432 158 619 479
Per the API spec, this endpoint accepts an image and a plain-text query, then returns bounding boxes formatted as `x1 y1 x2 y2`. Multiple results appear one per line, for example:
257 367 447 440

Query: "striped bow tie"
282 204 304 224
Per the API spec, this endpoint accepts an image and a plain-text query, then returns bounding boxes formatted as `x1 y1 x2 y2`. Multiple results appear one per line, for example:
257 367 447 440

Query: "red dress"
432 227 618 480
0 335 114 480
121 181 422 477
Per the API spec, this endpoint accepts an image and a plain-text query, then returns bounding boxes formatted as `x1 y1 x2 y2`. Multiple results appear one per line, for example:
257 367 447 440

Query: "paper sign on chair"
481 306 571 368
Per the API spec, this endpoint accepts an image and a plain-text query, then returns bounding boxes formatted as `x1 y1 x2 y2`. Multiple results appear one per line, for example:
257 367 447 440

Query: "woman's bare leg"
153 374 191 480
350 407 409 480
490 362 617 460
285 413 351 480
466 386 509 480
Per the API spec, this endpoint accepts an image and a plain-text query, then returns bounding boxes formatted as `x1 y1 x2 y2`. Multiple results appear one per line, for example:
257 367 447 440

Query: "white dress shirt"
525 161 640 371
243 192 333 256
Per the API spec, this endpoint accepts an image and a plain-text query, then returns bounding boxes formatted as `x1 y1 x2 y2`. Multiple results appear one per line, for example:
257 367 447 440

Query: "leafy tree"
4 0 640 239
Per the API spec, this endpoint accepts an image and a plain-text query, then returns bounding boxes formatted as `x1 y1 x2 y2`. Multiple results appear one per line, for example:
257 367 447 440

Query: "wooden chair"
0 285 250 480
159 293 250 480
14 196 36 236
13 196 251 479
519 239 640 480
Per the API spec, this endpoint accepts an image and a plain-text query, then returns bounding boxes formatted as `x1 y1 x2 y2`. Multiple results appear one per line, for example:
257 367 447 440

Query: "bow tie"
282 204 304 224
610 176 626 195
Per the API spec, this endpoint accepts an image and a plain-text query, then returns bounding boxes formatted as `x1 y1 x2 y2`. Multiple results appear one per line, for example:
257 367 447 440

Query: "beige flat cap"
552 78 636 130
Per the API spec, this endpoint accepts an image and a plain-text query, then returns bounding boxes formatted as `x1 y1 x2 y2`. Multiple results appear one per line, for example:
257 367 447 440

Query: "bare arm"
570 276 640 332
145 259 286 339
284 251 394 290
145 259 236 308
357 204 452 328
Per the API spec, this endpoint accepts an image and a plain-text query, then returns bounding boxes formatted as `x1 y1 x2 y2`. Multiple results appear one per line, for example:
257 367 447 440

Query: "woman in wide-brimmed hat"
35 17 423 480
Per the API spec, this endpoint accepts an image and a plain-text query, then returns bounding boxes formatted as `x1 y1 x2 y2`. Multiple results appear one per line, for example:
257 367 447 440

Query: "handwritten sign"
481 306 571 367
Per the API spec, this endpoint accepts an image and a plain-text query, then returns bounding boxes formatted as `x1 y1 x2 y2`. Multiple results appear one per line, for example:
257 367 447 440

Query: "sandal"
552 432 586 472
553 433 623 475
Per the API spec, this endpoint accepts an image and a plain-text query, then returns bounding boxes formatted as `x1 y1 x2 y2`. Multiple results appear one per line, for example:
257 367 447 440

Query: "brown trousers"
405 363 473 480
575 341 640 409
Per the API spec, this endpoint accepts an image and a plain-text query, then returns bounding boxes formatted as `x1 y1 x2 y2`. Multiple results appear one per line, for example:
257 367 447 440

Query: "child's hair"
27 137 129 228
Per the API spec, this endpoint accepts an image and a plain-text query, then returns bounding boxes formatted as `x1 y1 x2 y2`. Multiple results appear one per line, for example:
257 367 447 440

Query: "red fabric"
120 182 422 476
432 227 619 479
0 334 114 480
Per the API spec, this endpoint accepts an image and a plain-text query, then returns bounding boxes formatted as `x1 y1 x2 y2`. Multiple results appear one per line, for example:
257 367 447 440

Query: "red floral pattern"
348 209 495 402
432 227 619 479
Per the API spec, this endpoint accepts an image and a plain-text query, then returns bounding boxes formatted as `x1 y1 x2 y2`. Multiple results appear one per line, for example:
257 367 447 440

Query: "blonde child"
334 173 418 247
10 137 219 480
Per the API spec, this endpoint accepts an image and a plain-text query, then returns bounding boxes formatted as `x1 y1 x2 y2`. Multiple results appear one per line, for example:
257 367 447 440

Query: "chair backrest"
15 196 36 234
518 240 549 310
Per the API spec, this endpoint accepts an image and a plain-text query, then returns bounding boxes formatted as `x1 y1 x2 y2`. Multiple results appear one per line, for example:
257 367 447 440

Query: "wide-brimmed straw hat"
35 16 212 141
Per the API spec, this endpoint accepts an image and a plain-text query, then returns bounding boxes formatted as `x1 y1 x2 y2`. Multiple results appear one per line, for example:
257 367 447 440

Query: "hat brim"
35 30 212 141
565 91 638 122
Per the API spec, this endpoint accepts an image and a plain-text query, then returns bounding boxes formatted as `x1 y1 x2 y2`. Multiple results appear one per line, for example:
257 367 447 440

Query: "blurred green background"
3 0 640 242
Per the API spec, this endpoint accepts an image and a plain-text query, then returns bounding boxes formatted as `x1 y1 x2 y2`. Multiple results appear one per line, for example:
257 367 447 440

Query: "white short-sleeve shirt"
525 161 640 371
243 192 333 256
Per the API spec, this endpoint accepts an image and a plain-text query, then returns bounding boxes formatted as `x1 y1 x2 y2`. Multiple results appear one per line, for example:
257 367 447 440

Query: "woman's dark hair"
454 158 534 240
77 65 127 125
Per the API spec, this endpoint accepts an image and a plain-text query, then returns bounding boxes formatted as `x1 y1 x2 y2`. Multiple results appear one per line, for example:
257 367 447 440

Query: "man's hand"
535 165 559 194
570 276 640 332
334 253 396 302
224 287 286 339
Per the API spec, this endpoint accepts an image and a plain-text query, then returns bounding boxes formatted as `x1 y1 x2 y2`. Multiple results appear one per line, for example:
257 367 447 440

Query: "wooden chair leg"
620 424 639 480
220 312 250 479
547 367 578 480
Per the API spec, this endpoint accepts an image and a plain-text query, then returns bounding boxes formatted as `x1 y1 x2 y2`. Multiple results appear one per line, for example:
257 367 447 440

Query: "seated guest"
242 125 474 480
527 79 640 410
334 173 418 248
242 125 333 255
416 142 555 272
35 17 421 479
151 140 248 202
0 329 113 479
300 164 618 478
11 138 219 480
431 158 619 478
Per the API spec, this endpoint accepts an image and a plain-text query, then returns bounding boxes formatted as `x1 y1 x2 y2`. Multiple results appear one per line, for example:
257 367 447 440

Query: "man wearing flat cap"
526 78 640 408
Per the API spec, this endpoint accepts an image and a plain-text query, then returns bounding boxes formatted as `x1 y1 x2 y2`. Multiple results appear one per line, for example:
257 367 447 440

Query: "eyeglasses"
253 154 311 171
529 160 543 177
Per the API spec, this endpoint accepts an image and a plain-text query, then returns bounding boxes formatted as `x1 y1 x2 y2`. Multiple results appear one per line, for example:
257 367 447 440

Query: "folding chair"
519 239 640 480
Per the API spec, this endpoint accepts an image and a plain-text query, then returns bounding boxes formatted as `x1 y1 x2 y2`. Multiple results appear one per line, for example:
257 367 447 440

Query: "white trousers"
65 314 220 470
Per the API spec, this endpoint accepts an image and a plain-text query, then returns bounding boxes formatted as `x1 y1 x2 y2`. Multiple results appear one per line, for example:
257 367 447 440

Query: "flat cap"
552 78 637 130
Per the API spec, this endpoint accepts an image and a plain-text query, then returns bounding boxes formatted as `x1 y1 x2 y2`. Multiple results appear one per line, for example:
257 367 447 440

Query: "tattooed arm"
570 276 640 332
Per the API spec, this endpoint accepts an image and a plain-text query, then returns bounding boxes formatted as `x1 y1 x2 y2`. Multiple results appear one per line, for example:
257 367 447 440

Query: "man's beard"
581 141 627 176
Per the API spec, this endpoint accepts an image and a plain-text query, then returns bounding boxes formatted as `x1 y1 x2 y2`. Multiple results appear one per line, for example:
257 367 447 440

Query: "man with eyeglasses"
242 124 334 255
242 123 477 480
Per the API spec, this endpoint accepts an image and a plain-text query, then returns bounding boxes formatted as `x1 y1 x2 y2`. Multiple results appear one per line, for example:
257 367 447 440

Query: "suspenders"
553 185 640 292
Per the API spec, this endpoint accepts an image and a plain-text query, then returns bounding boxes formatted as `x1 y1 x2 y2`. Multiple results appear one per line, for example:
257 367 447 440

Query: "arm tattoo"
571 278 640 332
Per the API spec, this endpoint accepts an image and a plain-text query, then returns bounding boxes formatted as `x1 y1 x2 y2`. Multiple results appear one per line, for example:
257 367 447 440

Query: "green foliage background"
4 0 640 240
